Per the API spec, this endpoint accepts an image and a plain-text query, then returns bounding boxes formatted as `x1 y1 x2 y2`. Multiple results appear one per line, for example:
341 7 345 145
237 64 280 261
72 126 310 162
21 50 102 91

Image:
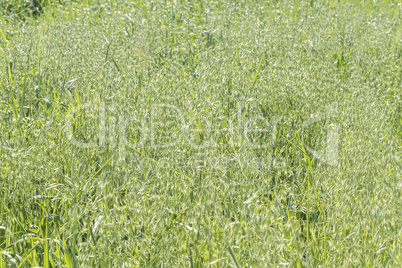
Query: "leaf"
89 158 112 180
64 251 73 268
251 54 264 89
44 220 49 268
227 244 240 268
243 191 261 204
208 258 226 265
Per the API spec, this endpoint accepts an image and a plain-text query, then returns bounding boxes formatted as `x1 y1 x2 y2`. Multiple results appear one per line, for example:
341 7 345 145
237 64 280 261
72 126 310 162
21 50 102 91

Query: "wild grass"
0 0 401 267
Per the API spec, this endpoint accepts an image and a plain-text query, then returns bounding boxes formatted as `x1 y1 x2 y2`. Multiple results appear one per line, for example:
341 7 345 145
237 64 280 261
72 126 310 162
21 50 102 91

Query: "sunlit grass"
0 0 401 267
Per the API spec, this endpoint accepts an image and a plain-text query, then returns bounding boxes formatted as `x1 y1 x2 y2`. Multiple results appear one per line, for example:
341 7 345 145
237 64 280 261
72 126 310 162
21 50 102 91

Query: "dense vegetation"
0 0 401 267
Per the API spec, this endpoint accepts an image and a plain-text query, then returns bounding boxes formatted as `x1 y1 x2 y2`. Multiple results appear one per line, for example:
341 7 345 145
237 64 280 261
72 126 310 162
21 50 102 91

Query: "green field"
0 0 401 267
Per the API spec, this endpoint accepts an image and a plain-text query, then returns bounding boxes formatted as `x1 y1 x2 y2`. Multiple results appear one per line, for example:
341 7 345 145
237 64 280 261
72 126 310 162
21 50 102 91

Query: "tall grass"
0 0 401 267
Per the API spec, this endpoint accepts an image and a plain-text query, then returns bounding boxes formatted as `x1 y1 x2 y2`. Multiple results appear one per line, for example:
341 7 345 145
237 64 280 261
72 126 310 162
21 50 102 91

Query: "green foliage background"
0 0 401 267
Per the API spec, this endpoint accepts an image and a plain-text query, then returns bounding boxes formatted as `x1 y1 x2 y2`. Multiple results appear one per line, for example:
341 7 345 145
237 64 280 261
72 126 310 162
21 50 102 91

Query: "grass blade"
227 244 240 268
251 54 264 89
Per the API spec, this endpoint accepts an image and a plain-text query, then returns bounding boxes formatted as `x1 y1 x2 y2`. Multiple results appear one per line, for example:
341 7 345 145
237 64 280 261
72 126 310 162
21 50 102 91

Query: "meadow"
0 0 401 267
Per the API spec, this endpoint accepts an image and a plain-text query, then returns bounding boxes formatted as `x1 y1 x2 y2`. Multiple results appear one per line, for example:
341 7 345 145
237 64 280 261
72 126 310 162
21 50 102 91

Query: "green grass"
0 0 401 267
